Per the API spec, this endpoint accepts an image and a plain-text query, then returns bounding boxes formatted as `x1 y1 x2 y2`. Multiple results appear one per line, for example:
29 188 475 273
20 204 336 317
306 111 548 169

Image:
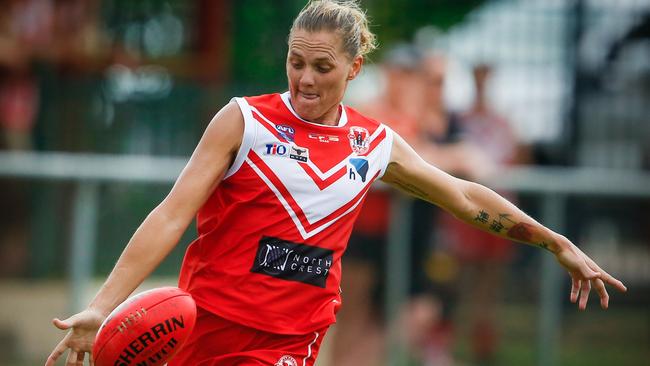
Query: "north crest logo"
251 237 333 288
348 126 369 155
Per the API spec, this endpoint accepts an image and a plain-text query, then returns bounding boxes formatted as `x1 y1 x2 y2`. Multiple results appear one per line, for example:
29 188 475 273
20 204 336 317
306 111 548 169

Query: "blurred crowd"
0 0 103 150
333 43 531 366
0 0 232 151
0 0 110 278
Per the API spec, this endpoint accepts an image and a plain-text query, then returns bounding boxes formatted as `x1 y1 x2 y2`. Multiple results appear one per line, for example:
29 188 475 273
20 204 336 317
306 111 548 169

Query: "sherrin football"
93 287 197 366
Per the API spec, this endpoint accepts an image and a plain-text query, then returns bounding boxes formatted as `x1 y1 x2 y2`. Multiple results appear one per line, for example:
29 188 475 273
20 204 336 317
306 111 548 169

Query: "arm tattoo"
474 210 489 223
507 222 534 242
476 209 557 253
538 242 556 254
498 213 516 224
390 178 430 201
489 219 505 233
486 212 511 233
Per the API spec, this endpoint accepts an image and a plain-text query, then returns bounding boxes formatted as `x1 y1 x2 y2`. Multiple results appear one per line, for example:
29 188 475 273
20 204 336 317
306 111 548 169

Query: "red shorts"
168 306 328 366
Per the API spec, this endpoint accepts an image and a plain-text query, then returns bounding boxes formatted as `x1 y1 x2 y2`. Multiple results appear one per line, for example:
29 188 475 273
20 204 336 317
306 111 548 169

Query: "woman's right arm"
46 101 244 366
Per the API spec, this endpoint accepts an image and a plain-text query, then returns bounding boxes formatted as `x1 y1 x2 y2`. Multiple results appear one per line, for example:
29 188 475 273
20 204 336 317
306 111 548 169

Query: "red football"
93 287 197 366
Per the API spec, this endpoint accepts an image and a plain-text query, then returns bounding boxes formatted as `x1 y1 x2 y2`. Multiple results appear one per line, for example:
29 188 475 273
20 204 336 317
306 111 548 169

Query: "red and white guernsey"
178 92 394 334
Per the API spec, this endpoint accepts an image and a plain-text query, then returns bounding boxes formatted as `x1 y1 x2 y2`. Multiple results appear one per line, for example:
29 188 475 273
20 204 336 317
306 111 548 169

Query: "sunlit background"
0 0 648 365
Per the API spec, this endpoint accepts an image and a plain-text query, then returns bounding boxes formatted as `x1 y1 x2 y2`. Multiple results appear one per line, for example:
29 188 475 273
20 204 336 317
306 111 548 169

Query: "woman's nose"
299 69 315 87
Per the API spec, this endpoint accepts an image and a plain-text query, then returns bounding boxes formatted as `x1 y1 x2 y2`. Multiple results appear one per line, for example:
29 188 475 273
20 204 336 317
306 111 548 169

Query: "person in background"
404 51 498 366
438 62 527 365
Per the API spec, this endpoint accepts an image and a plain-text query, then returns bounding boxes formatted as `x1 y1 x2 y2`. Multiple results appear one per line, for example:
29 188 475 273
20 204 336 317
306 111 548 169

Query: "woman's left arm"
381 133 627 310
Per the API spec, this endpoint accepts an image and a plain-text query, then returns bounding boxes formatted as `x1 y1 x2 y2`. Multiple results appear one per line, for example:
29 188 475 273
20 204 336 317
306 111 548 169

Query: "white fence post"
537 194 567 366
69 181 100 313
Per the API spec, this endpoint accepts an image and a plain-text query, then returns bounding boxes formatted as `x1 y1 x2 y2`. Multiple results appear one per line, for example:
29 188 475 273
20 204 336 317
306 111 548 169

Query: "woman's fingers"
45 336 69 366
77 351 86 366
570 278 580 303
53 317 71 331
560 247 627 310
579 260 600 280
583 255 627 293
64 350 78 366
578 279 591 310
593 278 609 309
599 270 627 293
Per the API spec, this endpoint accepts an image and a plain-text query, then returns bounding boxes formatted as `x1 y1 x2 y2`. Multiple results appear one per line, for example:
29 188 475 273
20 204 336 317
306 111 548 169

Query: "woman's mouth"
299 92 319 100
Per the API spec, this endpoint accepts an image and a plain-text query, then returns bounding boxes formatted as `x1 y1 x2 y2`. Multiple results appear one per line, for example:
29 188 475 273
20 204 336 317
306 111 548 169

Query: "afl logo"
348 126 370 155
276 124 295 142
275 355 298 366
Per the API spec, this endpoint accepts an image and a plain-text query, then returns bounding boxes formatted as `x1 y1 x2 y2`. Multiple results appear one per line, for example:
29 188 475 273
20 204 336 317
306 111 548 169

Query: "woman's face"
287 29 362 125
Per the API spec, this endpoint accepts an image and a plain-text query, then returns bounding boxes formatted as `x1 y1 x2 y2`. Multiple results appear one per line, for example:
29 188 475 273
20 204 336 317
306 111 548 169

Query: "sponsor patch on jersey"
275 124 295 142
349 158 369 182
348 126 370 155
264 143 309 162
308 133 340 143
251 236 333 288
264 143 290 157
289 145 309 162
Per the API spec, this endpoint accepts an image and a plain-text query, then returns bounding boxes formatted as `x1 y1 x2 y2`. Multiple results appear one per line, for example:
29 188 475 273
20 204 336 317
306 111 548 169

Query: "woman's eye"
317 66 331 73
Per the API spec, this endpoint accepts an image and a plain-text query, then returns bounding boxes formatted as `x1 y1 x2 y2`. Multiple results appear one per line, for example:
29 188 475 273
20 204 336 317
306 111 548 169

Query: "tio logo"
265 143 288 157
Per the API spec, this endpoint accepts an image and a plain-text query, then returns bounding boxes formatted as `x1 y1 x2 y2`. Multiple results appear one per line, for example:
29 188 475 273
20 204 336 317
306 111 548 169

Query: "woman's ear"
347 55 364 80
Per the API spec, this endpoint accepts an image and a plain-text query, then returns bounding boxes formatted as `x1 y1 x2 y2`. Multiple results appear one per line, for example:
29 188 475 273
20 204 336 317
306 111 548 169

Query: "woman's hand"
554 237 627 310
45 308 106 366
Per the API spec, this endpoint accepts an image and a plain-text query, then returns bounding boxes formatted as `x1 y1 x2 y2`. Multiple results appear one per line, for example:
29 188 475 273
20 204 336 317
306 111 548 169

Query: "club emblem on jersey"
275 124 295 142
348 158 369 182
275 355 297 366
348 126 370 155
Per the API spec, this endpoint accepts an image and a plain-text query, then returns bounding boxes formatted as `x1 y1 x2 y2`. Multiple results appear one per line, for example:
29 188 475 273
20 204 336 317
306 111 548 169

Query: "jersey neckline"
280 91 348 128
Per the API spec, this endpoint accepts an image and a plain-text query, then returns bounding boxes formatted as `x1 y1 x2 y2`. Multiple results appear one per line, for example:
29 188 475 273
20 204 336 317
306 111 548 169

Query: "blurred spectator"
0 0 49 150
404 51 492 366
0 0 51 277
433 63 527 365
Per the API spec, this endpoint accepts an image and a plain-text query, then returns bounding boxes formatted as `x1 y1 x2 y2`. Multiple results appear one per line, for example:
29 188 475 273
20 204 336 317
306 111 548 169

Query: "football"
93 287 197 366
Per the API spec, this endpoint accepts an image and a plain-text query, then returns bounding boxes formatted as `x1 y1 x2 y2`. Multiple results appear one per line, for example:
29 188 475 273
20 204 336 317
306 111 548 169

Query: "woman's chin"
294 105 320 122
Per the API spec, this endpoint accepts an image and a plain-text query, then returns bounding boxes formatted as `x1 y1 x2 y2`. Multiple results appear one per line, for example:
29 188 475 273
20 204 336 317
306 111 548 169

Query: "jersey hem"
192 295 337 336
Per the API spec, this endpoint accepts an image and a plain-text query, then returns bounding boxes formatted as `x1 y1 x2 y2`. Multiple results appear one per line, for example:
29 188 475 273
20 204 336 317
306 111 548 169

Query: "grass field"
453 304 649 366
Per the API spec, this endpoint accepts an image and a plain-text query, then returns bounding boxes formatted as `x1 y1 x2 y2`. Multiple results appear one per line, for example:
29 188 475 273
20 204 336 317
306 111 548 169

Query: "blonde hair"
290 0 377 59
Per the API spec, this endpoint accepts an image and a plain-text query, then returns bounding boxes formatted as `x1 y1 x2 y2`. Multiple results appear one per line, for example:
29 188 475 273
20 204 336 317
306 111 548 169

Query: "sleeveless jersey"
178 92 394 334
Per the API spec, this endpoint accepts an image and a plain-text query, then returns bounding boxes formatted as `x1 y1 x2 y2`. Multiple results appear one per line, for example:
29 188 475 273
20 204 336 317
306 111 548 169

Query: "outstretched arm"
46 101 245 366
381 133 627 310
